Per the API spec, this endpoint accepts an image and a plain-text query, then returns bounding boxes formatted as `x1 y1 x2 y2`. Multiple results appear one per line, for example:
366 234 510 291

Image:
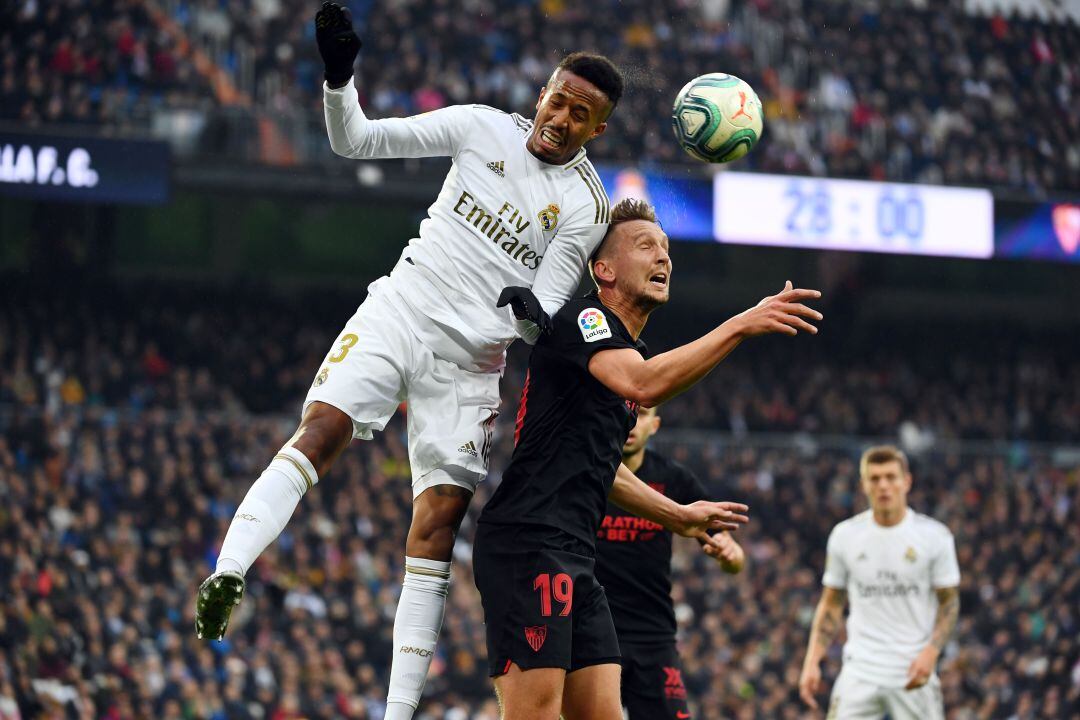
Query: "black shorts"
473 524 621 676
620 642 691 720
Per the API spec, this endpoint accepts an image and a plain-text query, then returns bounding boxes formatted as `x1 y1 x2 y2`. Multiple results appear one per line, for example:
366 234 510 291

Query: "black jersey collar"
584 291 649 356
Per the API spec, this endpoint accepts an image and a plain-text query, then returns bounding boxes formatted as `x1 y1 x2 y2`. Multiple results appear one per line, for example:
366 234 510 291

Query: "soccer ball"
671 73 764 163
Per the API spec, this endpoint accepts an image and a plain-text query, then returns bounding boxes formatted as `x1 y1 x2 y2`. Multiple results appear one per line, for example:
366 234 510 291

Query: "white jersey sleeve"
930 528 961 588
325 97 609 373
822 524 849 589
515 175 609 344
324 81 474 159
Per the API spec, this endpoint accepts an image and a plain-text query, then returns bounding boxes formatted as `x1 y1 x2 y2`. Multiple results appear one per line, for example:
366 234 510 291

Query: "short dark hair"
554 52 624 112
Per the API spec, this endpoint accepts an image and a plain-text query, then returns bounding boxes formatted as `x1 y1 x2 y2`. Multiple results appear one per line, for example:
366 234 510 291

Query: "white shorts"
304 279 501 497
827 666 944 720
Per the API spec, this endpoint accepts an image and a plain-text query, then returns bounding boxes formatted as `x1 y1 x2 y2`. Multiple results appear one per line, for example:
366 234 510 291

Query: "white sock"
215 446 318 576
385 556 451 717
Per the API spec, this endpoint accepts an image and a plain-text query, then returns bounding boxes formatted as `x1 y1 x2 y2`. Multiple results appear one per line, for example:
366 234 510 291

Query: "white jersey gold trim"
323 81 611 369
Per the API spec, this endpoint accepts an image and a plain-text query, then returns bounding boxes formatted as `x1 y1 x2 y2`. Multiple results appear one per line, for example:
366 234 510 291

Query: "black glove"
497 287 553 335
315 2 361 86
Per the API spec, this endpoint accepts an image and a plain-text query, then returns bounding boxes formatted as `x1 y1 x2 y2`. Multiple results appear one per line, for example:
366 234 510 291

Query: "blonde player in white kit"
194 4 627 718
799 446 961 719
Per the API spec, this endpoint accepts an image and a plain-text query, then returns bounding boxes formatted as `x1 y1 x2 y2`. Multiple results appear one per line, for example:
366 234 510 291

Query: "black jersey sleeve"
546 299 640 372
672 461 710 505
673 463 729 546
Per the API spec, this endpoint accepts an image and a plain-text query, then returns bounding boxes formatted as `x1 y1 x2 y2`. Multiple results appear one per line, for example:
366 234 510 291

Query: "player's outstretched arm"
316 3 472 160
589 281 822 407
610 463 748 539
799 587 847 709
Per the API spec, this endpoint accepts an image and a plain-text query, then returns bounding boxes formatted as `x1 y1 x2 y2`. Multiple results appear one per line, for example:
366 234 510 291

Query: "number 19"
533 572 573 617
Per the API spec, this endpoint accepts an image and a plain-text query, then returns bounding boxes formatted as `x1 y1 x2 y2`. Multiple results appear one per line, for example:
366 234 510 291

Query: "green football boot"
195 570 245 640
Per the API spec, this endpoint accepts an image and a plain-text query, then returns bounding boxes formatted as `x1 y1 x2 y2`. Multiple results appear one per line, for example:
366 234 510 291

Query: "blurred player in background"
196 3 626 718
799 445 960 719
473 198 821 719
595 405 744 720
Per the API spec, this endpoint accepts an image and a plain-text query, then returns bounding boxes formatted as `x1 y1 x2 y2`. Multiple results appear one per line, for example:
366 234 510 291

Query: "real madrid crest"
904 546 917 563
314 367 329 387
538 203 560 231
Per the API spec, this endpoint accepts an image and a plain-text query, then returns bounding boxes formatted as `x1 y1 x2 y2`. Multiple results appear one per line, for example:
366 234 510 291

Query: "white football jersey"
324 82 610 372
822 508 960 687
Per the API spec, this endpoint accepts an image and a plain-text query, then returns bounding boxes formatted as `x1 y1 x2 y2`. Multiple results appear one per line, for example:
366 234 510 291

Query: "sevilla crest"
524 625 548 652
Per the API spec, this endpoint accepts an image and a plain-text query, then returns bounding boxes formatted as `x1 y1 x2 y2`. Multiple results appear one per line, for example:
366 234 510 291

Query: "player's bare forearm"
905 587 958 689
610 465 748 535
635 281 823 405
637 317 748 405
804 587 846 668
610 463 684 528
929 586 959 652
588 284 821 407
629 289 815 403
590 317 746 407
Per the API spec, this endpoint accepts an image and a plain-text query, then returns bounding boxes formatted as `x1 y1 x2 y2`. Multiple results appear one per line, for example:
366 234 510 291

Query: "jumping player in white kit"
193 3 661 719
799 445 961 719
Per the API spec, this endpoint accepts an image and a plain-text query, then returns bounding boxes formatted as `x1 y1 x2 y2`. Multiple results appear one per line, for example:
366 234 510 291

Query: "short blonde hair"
589 198 659 286
859 445 910 478
608 197 657 227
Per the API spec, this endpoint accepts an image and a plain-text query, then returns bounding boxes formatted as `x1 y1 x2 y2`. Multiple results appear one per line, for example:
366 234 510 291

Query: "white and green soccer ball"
671 73 764 163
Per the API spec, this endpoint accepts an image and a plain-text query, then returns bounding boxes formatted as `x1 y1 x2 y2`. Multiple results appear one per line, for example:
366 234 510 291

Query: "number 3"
328 333 358 363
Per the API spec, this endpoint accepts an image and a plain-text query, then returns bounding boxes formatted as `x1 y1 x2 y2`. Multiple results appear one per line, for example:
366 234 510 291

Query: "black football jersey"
478 292 648 556
594 450 709 644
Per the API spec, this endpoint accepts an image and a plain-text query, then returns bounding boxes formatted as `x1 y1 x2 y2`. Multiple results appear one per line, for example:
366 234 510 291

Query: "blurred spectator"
0 0 214 131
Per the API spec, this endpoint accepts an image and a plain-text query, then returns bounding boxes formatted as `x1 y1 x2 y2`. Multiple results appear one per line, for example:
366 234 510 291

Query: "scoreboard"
714 172 994 259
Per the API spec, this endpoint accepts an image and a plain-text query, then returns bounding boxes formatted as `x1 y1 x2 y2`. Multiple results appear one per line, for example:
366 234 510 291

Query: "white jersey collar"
870 506 912 530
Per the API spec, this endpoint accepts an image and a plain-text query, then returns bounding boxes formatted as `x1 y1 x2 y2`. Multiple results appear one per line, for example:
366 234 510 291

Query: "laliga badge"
578 308 611 342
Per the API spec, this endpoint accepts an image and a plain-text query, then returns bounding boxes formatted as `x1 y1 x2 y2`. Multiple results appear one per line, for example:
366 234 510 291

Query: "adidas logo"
458 441 478 457
486 160 505 177
856 552 868 562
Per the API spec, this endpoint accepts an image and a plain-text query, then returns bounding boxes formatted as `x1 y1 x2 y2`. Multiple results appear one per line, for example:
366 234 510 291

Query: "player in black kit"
473 198 822 720
596 405 744 720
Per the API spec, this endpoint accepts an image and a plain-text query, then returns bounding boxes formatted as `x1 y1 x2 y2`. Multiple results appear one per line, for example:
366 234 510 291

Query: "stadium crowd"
2 280 1077 443
2 0 1078 194
1 279 1077 719
0 0 214 132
